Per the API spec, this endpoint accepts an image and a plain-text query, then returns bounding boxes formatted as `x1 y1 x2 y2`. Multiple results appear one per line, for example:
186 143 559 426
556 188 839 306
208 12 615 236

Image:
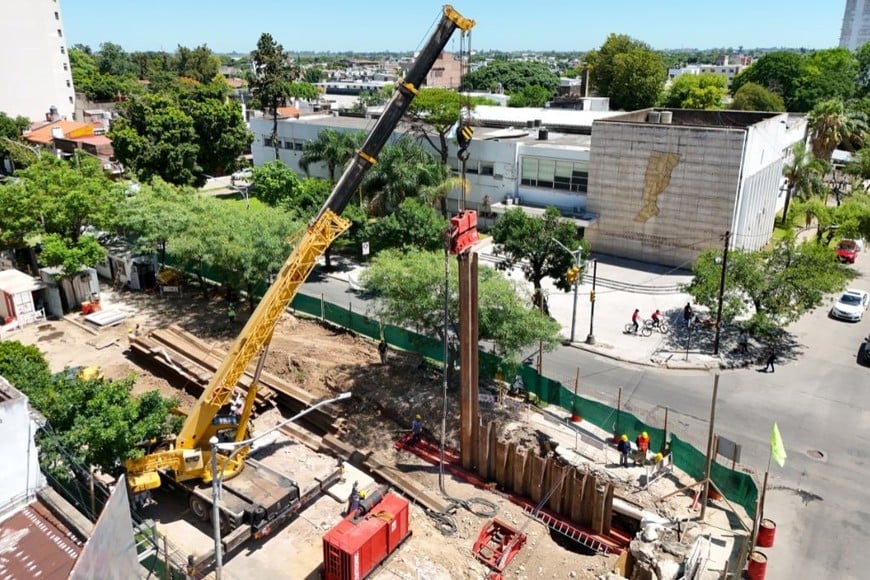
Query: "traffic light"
566 265 581 285
589 290 596 302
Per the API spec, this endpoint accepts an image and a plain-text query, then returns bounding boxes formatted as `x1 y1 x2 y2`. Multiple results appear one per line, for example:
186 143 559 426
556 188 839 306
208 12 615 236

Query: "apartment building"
841 0 870 50
0 0 75 121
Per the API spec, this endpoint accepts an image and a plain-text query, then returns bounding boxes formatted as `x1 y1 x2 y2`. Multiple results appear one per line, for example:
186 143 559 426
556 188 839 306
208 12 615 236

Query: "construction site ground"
4 283 749 579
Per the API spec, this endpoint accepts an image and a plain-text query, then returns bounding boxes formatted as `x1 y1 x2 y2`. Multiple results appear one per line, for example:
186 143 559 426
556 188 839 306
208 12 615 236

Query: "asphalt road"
301 261 870 580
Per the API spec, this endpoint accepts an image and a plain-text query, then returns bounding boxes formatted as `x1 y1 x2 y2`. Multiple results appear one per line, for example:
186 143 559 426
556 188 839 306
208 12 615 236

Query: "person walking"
617 434 631 467
631 308 640 334
737 329 750 354
763 345 777 373
635 431 650 465
683 303 694 326
227 303 236 326
378 340 388 365
410 414 422 444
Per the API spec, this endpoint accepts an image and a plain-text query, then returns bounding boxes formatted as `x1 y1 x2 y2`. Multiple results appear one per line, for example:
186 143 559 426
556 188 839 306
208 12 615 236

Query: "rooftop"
0 268 45 294
598 108 784 129
0 501 83 579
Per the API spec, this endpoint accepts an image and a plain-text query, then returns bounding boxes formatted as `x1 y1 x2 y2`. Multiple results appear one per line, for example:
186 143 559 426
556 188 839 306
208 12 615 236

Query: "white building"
0 377 45 511
0 0 75 121
667 63 747 84
841 0 870 50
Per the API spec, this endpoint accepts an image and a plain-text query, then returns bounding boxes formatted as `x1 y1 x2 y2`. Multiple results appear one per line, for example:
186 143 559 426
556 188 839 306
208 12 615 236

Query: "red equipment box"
322 492 411 580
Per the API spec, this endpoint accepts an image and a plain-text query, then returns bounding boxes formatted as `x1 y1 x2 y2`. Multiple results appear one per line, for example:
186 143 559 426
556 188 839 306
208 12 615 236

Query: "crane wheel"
189 496 209 521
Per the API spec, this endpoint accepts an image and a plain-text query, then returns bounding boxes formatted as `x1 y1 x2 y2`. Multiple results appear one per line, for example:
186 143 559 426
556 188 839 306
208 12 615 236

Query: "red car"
837 240 860 263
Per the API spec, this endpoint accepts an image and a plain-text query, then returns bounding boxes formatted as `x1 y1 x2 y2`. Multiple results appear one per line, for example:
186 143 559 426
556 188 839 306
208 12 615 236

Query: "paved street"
302 246 870 580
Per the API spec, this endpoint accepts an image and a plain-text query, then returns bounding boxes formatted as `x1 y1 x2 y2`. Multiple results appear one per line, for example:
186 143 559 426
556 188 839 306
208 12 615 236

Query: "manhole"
806 449 826 461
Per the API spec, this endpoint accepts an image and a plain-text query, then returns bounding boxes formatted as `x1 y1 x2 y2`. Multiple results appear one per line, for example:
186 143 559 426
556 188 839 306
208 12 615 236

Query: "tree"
791 49 857 112
806 98 867 162
175 44 221 84
661 73 728 109
683 236 852 337
118 178 197 264
586 34 667 110
96 42 136 77
303 67 323 83
250 34 297 160
287 81 320 102
731 82 786 112
407 88 467 166
185 97 251 176
462 61 560 94
365 198 447 254
855 41 870 96
250 160 304 207
362 137 447 216
0 340 179 479
38 233 106 278
0 111 31 164
299 128 364 181
507 85 554 108
109 94 202 186
490 207 588 315
359 249 562 366
731 51 804 110
781 141 828 226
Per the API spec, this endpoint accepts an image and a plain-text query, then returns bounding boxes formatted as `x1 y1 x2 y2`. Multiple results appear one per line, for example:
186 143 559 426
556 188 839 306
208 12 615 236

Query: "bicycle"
644 318 669 335
624 320 649 336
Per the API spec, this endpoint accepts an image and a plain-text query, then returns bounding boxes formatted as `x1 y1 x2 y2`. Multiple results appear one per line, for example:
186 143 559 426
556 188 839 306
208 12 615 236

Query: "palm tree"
807 99 867 162
780 141 827 227
362 137 446 216
420 175 468 219
299 129 364 182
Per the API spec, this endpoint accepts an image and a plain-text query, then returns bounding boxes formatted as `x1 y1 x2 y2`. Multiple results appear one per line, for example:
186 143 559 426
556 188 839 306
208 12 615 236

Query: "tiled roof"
0 501 83 579
24 121 93 145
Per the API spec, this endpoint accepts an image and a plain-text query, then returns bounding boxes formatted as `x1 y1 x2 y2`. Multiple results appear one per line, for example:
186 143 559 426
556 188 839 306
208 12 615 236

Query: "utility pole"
700 374 719 520
713 231 730 356
586 259 597 345
551 238 583 343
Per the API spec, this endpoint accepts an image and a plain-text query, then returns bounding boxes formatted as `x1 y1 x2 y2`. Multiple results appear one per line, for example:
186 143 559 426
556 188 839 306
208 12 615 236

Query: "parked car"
830 289 870 321
836 239 861 263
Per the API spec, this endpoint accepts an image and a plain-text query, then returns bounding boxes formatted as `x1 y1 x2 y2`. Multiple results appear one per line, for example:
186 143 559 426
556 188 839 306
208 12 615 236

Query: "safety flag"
770 422 787 467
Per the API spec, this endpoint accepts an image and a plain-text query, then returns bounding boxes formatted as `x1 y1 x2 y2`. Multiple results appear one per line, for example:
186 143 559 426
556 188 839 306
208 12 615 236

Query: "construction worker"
635 431 650 465
378 340 388 365
410 414 422 444
227 303 236 325
347 481 360 515
617 434 631 467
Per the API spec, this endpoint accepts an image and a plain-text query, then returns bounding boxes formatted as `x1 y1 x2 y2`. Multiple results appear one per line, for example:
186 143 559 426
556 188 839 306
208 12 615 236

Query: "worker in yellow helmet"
636 431 651 466
617 434 631 467
411 414 422 444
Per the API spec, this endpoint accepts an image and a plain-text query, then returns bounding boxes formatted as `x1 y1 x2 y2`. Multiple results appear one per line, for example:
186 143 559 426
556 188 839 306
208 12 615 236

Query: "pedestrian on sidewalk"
683 303 694 327
617 434 631 467
763 345 777 373
378 339 388 365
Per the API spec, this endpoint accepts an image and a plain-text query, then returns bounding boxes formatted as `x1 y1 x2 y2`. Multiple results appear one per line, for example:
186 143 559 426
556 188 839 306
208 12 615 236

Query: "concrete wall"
586 121 745 266
0 377 45 511
0 0 75 121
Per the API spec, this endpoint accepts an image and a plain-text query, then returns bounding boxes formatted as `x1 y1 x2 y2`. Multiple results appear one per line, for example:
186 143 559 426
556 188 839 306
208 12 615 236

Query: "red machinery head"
448 210 480 255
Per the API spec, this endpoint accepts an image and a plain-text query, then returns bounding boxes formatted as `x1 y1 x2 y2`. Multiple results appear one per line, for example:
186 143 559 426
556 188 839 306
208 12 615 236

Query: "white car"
830 289 870 322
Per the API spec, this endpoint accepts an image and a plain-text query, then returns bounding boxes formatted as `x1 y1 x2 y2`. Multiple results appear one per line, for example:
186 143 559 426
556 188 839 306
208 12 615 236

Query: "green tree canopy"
362 136 447 216
299 128 364 181
365 198 447 254
507 85 554 108
250 33 297 160
661 73 728 109
586 34 667 110
117 178 197 263
806 98 867 161
175 44 221 84
730 82 786 112
781 141 828 226
406 88 493 165
250 159 303 207
359 249 562 365
462 60 560 95
490 207 588 314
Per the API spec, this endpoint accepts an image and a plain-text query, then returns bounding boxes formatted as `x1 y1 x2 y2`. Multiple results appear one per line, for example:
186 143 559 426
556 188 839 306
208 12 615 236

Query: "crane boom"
126 5 475 493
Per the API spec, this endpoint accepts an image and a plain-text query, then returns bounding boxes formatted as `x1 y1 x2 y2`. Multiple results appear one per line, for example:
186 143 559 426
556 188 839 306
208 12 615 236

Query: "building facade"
585 109 807 266
0 0 75 121
841 0 870 50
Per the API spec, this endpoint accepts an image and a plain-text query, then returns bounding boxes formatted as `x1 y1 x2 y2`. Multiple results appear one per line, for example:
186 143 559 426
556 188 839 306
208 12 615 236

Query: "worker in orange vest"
635 431 650 465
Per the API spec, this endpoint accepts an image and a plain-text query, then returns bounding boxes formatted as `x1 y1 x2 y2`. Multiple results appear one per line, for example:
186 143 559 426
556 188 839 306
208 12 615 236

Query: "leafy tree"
118 178 196 263
359 249 562 366
730 82 786 112
185 97 251 175
303 67 323 83
490 207 588 314
250 34 297 160
806 98 866 162
96 42 136 77
791 49 857 112
683 236 852 337
793 195 870 245
507 85 554 108
110 94 202 186
250 160 304 207
175 44 221 84
366 198 447 254
462 61 560 94
0 155 123 249
0 340 179 479
855 41 870 96
731 51 804 109
407 88 467 166
358 85 394 109
586 34 667 110
299 128 364 181
70 46 139 101
38 233 106 278
781 141 828 226
0 111 31 164
661 73 728 109
362 136 447 216
287 81 320 102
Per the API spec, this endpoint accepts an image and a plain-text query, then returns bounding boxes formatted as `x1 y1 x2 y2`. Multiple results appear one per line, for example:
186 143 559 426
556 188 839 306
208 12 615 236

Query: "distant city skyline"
61 0 844 55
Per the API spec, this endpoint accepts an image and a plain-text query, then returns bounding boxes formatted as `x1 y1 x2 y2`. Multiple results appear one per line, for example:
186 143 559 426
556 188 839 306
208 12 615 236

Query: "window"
465 161 479 174
294 141 303 151
264 135 274 147
521 157 588 192
57 29 63 37
54 11 59 20
66 79 71 87
60 46 65 54
282 140 293 149
480 162 494 176
63 62 68 71
68 96 74 104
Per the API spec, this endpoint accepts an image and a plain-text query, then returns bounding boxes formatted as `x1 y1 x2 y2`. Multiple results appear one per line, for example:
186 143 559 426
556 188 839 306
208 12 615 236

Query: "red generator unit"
322 492 411 580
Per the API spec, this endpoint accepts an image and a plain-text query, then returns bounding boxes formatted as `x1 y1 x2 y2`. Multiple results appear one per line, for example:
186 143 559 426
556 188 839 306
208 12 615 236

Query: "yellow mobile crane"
125 5 474 540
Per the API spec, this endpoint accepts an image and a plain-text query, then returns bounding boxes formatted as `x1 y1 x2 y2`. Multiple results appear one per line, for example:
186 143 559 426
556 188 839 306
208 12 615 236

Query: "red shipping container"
322 493 411 580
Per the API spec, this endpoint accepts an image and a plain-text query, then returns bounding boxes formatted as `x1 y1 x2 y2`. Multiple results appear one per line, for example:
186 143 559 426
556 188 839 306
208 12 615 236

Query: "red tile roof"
0 501 83 579
276 106 300 118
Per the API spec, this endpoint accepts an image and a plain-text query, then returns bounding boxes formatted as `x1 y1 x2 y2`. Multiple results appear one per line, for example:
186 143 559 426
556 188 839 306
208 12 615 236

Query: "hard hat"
642 432 648 438
655 453 664 462
620 434 628 441
359 490 366 499
415 414 421 419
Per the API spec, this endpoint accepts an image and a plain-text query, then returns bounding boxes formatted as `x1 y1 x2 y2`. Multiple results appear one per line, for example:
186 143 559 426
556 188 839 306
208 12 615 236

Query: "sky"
61 0 845 55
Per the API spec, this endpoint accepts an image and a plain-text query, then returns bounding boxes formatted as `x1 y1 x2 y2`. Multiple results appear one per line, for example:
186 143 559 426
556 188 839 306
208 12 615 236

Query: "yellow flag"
770 422 787 467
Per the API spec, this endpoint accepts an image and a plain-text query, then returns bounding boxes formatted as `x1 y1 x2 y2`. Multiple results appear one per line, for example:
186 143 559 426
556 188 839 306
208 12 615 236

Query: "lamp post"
552 238 583 343
586 258 597 345
210 391 352 579
713 231 730 356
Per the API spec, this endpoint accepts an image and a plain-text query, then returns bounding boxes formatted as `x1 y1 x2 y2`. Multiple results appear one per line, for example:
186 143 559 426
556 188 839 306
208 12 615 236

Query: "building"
22 120 123 176
249 105 805 267
425 52 463 89
0 0 75 121
667 60 748 84
841 0 870 50
585 109 807 266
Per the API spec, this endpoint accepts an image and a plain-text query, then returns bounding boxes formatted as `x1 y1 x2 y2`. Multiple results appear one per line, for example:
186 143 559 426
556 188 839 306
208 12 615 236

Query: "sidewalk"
319 243 749 372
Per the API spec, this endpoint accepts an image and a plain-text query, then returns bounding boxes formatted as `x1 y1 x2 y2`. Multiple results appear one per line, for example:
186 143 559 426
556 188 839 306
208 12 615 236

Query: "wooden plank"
493 440 508 485
602 483 614 535
504 442 517 491
528 455 545 504
580 473 596 526
475 420 490 481
569 471 585 523
513 448 527 496
590 481 605 534
546 462 565 514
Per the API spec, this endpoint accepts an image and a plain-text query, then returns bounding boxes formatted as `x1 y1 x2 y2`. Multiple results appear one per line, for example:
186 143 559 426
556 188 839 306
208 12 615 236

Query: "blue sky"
61 0 844 54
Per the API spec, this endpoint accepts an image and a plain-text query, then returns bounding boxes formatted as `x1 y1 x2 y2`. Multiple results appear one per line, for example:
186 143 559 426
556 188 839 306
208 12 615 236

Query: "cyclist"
631 308 640 334
650 309 662 329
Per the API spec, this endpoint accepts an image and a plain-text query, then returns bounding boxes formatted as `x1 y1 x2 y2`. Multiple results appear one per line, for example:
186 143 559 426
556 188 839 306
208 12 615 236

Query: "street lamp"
712 231 731 356
209 391 352 579
552 238 583 343
586 258 597 345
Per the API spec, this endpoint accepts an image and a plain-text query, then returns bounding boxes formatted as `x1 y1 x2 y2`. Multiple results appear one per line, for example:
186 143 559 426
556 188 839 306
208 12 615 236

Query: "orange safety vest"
637 436 650 451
